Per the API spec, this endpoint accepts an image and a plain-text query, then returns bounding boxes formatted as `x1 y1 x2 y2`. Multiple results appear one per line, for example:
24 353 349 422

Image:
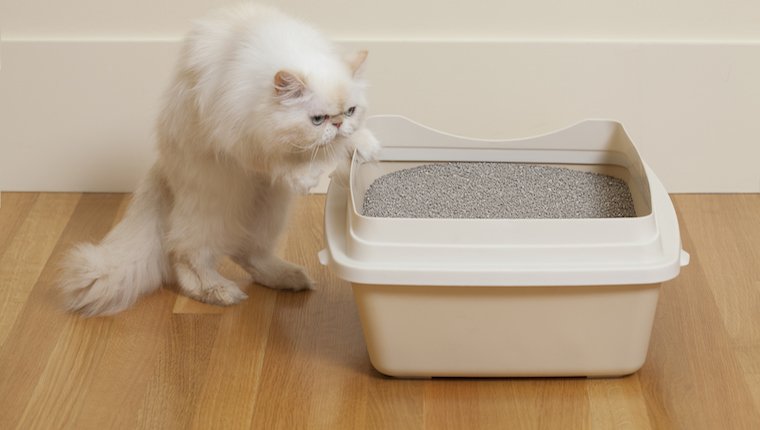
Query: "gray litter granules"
362 162 637 219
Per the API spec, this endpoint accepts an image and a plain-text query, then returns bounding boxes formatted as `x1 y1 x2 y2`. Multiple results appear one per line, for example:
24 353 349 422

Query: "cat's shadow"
157 255 381 378
250 279 384 378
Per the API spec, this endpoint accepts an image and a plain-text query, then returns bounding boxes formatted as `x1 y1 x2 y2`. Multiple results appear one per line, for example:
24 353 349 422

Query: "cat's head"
251 51 370 169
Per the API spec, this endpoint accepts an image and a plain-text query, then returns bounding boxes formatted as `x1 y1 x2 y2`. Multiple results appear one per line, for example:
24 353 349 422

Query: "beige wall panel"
2 40 759 193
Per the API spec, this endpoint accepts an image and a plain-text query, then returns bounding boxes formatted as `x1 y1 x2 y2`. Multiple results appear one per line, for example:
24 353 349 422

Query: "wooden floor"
0 192 758 430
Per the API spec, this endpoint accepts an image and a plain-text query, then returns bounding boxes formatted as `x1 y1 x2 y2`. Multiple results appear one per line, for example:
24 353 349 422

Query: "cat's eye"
311 115 326 125
345 106 356 117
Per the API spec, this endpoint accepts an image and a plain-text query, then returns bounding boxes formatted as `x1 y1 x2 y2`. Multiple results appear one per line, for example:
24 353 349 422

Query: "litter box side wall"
349 116 658 251
363 115 649 178
352 283 661 378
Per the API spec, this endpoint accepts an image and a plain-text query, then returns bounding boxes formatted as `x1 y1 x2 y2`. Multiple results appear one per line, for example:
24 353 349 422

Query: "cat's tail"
59 169 172 317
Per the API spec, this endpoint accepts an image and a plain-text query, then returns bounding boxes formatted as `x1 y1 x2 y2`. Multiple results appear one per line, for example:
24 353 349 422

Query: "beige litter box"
319 116 689 378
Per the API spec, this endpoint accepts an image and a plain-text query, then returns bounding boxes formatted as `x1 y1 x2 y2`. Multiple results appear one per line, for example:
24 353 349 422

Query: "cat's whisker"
285 139 316 153
309 143 320 171
325 143 334 164
328 143 340 166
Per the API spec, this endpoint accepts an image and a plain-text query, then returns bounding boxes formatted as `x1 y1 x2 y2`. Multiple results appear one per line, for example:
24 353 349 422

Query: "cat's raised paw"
353 128 381 163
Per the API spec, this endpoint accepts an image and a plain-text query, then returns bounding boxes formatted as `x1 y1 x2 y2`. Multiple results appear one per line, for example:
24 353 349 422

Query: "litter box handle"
680 250 690 267
318 249 330 266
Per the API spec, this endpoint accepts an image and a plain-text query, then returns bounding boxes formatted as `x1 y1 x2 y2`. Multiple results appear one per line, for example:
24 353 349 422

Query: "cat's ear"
274 71 308 102
345 50 368 78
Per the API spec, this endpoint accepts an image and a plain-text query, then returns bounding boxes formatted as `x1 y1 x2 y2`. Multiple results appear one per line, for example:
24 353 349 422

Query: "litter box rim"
320 116 689 287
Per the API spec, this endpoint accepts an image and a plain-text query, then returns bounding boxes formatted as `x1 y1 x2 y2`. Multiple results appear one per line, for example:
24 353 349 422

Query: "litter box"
319 115 689 378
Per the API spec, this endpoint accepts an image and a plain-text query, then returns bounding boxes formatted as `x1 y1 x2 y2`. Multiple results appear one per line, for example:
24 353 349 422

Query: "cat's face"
261 51 369 167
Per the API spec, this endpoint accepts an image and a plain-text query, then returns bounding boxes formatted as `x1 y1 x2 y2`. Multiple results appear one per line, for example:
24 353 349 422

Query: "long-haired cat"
59 3 380 317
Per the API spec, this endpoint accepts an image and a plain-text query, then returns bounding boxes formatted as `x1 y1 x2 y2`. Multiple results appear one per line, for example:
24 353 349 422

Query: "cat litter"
319 116 689 379
361 162 637 220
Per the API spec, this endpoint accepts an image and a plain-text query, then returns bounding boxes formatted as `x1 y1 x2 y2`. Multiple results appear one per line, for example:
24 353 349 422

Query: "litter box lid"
320 116 689 287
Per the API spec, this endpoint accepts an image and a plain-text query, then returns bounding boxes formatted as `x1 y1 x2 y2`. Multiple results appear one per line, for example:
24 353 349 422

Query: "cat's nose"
333 122 342 129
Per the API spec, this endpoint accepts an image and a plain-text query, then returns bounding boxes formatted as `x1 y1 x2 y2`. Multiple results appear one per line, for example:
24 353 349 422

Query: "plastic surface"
323 115 688 287
353 283 661 378
321 116 689 378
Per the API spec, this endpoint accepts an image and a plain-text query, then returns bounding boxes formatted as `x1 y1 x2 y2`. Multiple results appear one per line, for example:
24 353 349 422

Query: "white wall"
2 1 760 193
5 0 760 40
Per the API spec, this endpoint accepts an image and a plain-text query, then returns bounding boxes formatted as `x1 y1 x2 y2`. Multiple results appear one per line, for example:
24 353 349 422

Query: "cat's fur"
59 4 380 317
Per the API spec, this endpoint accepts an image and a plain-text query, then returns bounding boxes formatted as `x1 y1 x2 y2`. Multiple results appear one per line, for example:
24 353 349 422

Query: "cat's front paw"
353 128 381 163
244 257 316 291
265 264 315 291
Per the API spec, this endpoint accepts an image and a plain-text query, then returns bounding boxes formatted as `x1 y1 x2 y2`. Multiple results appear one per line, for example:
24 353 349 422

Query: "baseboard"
2 39 759 193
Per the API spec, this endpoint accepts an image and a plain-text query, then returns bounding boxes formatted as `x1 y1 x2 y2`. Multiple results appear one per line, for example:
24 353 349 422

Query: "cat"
59 3 381 317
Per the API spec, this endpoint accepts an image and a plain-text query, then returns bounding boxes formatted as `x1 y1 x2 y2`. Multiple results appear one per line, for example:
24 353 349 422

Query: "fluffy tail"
59 170 171 317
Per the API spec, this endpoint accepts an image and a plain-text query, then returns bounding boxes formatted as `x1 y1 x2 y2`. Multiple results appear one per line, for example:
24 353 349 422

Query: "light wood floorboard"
0 192 758 429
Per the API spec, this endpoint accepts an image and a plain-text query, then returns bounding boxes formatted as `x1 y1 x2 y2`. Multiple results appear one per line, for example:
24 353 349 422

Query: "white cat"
59 3 380 317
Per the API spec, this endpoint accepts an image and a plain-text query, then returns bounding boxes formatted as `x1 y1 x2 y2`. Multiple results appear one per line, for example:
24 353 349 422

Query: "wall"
2 0 759 193
5 0 759 40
